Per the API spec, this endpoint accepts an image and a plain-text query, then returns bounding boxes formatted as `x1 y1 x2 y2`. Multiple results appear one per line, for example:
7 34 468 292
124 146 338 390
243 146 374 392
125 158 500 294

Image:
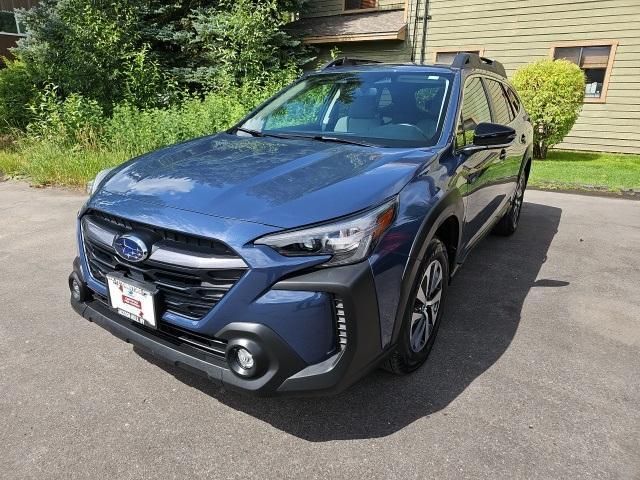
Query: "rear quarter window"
505 86 521 116
485 79 514 125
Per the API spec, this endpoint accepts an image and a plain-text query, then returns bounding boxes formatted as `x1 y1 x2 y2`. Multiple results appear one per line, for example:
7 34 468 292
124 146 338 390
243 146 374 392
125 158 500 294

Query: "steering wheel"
396 123 430 140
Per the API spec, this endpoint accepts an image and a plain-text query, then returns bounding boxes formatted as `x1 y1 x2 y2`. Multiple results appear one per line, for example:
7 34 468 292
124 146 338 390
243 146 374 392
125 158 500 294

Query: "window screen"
485 79 513 124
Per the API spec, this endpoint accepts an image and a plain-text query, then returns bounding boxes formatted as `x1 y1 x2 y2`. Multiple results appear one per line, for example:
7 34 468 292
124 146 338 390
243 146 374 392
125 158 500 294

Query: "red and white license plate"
106 274 158 328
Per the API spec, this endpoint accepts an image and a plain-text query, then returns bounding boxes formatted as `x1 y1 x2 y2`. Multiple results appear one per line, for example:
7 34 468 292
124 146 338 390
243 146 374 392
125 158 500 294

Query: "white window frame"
0 10 26 37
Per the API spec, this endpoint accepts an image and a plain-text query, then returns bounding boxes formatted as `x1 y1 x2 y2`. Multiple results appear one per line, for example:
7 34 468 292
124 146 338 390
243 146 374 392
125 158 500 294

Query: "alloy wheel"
410 259 443 353
511 174 526 225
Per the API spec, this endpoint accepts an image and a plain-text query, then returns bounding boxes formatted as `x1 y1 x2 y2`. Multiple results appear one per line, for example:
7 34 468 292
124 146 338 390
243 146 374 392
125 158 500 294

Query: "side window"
485 79 513 125
457 77 492 148
505 87 521 116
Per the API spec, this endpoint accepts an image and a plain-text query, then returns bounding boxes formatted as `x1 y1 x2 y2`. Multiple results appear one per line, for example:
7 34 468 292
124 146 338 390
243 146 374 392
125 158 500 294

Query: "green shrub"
105 91 248 156
512 59 585 159
0 59 36 132
27 85 104 148
13 0 308 109
4 86 260 186
161 0 309 91
15 0 168 112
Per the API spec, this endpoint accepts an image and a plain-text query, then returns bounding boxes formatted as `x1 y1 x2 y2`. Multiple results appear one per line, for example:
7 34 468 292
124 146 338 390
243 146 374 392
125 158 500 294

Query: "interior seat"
334 94 381 134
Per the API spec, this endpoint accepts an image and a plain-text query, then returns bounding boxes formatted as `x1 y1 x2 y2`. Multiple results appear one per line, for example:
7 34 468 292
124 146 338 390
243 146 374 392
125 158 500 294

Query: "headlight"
254 198 397 267
87 167 114 195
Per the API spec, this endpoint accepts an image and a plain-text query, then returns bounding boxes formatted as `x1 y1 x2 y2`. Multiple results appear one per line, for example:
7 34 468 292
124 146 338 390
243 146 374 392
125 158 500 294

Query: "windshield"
239 71 454 148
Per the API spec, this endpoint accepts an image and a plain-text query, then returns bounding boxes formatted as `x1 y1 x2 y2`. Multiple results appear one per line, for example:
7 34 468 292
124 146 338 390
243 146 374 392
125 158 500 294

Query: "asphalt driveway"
0 181 638 479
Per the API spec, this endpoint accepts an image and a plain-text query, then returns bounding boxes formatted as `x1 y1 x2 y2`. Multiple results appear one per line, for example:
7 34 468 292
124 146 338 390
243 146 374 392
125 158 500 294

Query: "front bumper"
71 257 386 396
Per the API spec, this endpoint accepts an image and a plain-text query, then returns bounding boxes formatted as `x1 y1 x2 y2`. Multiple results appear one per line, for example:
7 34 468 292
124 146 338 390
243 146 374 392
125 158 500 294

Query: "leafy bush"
12 0 307 108
0 60 36 132
105 91 247 156
1 83 277 186
0 1 310 185
512 59 585 158
15 0 168 112
148 0 309 91
27 85 104 148
179 0 308 89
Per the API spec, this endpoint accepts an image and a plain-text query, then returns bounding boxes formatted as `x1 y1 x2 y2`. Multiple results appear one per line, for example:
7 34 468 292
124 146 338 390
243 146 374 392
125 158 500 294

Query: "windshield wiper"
312 135 376 147
281 133 376 148
235 128 375 147
234 127 290 140
235 127 263 137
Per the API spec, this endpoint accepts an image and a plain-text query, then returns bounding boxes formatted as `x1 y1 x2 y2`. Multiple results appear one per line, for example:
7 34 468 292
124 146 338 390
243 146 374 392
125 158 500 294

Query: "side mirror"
460 122 516 155
473 122 516 147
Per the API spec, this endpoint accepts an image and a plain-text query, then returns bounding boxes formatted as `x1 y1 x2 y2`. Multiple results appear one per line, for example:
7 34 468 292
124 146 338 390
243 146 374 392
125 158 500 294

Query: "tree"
512 59 585 159
0 59 36 132
153 0 310 90
14 0 165 112
12 0 309 111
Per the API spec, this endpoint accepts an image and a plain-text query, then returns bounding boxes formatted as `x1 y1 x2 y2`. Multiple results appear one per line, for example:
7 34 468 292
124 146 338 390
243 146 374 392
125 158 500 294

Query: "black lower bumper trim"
73 297 318 395
71 256 387 396
72 298 226 382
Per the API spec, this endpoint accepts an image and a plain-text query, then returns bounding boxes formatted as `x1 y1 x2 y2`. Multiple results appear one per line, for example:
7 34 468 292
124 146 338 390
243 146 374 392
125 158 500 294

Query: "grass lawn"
0 144 131 188
529 150 640 193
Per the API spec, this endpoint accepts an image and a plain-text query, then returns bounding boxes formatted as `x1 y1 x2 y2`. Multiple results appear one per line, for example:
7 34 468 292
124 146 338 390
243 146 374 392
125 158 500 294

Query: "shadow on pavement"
135 201 563 441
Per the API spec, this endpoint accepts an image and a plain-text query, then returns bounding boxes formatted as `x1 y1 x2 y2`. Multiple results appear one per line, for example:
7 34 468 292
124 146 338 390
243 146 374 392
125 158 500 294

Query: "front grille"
92 210 235 254
82 211 247 320
334 297 347 351
157 323 227 358
93 299 228 360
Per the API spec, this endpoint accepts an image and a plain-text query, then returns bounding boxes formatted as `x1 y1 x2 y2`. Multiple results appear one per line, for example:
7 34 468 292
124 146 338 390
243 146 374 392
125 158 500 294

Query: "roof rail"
451 53 507 78
321 57 381 70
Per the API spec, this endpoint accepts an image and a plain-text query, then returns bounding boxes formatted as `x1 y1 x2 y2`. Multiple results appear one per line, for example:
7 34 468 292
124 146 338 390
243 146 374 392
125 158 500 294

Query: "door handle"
521 134 527 144
499 149 507 161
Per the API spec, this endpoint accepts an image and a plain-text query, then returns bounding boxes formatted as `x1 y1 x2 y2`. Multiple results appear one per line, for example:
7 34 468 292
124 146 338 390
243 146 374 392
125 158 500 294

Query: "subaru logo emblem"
113 234 149 263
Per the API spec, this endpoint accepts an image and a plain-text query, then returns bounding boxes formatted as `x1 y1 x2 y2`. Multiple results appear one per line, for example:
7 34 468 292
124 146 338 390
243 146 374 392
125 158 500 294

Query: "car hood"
100 133 436 228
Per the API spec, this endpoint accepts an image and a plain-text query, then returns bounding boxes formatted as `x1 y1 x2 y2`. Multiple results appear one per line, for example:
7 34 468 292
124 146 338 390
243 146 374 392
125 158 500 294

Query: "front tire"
385 237 449 375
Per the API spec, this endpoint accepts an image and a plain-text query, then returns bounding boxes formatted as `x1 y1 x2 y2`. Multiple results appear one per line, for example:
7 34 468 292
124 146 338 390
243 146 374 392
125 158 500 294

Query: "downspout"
410 0 422 62
419 0 431 64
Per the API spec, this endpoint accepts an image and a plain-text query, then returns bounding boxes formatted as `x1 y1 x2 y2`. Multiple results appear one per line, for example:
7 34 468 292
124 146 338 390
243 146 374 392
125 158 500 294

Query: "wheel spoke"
429 263 442 296
409 258 445 353
426 289 442 308
416 284 427 305
411 316 426 350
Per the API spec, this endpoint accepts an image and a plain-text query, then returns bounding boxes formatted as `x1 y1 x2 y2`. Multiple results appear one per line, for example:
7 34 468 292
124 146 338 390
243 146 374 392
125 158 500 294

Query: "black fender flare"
388 187 465 347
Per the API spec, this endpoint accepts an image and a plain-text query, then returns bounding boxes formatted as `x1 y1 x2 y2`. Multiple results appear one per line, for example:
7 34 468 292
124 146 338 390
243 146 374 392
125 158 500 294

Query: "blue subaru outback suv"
70 54 532 396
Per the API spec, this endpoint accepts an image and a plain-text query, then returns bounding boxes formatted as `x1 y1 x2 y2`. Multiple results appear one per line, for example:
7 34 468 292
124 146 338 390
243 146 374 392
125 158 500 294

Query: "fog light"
71 279 82 300
235 347 254 370
69 272 89 302
226 339 265 379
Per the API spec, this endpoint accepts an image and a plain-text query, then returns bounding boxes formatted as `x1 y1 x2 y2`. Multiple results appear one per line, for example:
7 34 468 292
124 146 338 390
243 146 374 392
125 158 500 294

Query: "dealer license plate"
106 273 158 328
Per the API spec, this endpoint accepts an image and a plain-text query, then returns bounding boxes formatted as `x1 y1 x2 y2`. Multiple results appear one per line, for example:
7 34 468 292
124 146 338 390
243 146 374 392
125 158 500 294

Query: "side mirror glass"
473 122 516 147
